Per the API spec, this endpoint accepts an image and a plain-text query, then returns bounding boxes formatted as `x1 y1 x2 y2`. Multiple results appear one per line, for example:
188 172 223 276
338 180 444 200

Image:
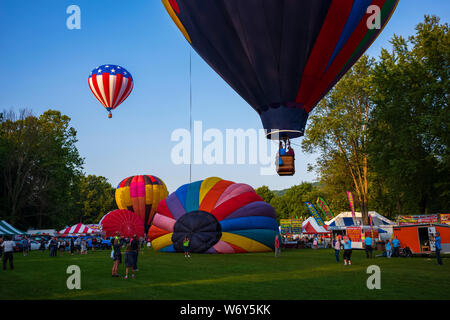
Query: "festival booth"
327 212 394 249
0 220 27 237
58 223 96 236
393 218 450 254
302 217 331 248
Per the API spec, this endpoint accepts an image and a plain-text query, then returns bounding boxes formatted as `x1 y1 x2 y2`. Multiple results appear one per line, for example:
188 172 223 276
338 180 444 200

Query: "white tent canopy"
327 211 394 229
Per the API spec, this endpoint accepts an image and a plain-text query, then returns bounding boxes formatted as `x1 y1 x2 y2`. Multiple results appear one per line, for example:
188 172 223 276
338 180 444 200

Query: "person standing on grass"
22 236 29 256
49 237 57 257
39 238 46 253
124 244 135 279
392 237 400 257
1 236 15 270
130 234 139 271
364 234 373 259
343 236 352 266
385 239 392 258
183 236 191 258
74 236 80 254
112 238 122 277
313 235 318 250
432 232 443 265
274 234 281 258
70 237 74 255
81 238 87 255
333 235 341 262
59 239 65 256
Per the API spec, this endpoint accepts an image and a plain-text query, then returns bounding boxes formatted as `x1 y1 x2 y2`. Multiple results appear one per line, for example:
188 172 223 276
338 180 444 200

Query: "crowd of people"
276 231 443 267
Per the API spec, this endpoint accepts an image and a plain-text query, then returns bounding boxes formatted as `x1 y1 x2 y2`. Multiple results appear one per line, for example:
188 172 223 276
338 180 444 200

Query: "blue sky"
0 0 449 192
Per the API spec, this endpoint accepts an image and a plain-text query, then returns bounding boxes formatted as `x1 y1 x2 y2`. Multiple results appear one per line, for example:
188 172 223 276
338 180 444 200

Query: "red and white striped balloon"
88 64 134 118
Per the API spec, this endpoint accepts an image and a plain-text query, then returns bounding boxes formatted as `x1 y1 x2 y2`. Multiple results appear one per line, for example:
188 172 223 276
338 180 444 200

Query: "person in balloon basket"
112 238 122 277
124 244 135 279
277 141 286 166
343 236 352 266
183 237 191 258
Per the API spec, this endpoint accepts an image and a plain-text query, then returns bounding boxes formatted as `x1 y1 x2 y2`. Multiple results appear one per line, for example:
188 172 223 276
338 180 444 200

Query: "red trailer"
393 224 450 254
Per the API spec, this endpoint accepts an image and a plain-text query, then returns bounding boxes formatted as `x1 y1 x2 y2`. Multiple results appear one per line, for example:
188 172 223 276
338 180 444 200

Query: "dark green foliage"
0 110 116 230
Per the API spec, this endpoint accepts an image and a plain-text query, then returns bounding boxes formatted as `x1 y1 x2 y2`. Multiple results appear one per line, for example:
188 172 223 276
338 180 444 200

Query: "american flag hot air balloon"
88 64 134 118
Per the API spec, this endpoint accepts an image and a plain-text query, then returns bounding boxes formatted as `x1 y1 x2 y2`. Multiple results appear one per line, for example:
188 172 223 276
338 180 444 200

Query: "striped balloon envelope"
100 209 145 238
162 0 399 139
149 177 280 254
88 64 134 118
115 175 169 234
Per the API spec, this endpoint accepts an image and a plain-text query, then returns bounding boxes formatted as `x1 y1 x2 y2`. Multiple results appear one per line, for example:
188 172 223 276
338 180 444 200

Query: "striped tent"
0 220 26 235
302 217 330 235
58 223 95 235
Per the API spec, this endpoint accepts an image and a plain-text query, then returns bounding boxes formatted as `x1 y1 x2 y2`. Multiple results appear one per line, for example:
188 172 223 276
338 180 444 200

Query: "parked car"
13 240 43 252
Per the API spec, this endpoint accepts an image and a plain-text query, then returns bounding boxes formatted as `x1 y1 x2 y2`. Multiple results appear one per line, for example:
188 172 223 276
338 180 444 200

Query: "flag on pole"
316 197 334 219
305 202 325 227
346 191 357 225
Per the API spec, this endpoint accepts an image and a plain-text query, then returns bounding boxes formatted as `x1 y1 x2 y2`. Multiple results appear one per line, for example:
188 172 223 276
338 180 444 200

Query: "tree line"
0 110 116 230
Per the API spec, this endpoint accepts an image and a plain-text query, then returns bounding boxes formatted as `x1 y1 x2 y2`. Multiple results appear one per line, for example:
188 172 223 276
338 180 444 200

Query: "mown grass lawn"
1 247 448 300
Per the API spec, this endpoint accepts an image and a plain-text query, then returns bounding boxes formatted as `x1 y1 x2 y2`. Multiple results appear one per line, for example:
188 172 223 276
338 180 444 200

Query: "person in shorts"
183 237 191 258
343 236 352 266
112 238 122 277
22 237 29 256
124 244 135 279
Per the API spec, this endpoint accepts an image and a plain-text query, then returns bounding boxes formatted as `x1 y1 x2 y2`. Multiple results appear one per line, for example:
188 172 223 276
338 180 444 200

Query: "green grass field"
1 248 449 300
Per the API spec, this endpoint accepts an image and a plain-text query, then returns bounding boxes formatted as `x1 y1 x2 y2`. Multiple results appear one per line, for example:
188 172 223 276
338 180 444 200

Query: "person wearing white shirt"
1 236 15 270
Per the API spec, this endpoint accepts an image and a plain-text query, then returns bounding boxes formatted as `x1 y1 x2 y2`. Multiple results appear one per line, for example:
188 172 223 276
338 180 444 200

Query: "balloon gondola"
161 0 399 175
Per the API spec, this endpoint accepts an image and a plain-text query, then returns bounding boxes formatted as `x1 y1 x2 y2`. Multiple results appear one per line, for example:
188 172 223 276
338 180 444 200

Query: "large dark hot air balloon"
161 0 398 139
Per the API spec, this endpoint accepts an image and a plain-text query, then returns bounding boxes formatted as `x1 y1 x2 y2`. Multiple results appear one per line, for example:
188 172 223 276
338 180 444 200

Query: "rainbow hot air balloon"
115 175 169 233
161 0 398 138
88 64 134 118
149 177 279 254
101 209 145 238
